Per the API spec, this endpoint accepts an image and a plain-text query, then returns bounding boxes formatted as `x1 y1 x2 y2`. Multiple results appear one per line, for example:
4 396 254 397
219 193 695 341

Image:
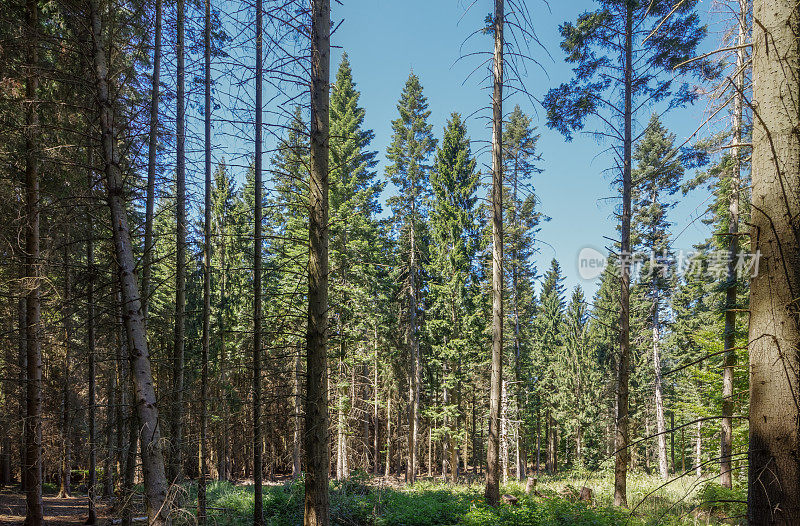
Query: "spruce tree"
386 72 436 483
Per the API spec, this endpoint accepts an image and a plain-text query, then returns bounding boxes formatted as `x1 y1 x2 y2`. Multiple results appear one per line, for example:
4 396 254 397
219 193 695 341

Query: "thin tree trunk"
305 0 330 523
500 379 508 483
407 222 420 484
89 1 170 521
653 303 668 479
695 420 701 478
720 0 745 490
86 151 97 526
17 289 26 491
614 3 633 509
141 0 161 320
373 334 380 476
23 0 43 522
198 0 211 519
170 0 187 484
58 244 72 498
292 349 303 479
253 0 264 519
748 0 800 521
485 0 503 507
385 392 391 477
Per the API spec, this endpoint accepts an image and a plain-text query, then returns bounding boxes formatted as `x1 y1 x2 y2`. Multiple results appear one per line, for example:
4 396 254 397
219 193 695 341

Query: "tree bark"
720 0 745 490
304 0 331 524
169 0 187 484
58 244 72 498
89 0 170 521
23 0 43 518
141 0 161 320
198 0 211 520
293 350 303 479
748 0 800 521
614 2 633 509
652 302 668 479
485 0 503 507
253 0 264 520
86 150 97 526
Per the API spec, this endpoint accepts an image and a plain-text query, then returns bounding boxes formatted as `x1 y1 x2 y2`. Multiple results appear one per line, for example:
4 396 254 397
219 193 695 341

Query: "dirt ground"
0 489 109 526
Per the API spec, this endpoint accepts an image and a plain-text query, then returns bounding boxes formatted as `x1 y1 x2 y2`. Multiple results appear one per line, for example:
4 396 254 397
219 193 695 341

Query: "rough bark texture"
485 0 503 507
720 0 745 489
141 0 161 320
614 3 633 509
253 0 264 521
304 0 330 522
89 1 170 521
170 0 187 484
86 151 97 526
198 0 211 520
747 0 800 522
23 0 43 520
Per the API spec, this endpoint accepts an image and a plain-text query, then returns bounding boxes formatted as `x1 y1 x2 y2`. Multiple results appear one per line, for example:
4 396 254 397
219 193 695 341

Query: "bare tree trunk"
748 0 800 521
293 350 303 479
384 392 391 477
694 420 702 478
141 0 161 320
614 3 633 509
169 0 187 485
500 379 508 483
485 0 503 507
652 304 668 479
304 0 330 522
23 0 43 517
198 0 211 520
253 0 264 520
407 222 420 484
373 336 380 476
720 0 746 490
86 152 97 526
17 289 26 490
58 244 72 498
89 1 170 521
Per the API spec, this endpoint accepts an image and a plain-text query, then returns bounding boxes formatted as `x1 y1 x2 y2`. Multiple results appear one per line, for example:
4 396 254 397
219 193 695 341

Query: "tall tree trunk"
23 0 43 517
198 0 211 520
373 334 380 476
694 420 702 478
748 0 800 521
614 3 633 509
170 0 187 484
500 379 508 483
86 153 97 526
485 0 503 507
305 0 331 521
141 0 161 320
58 244 72 498
253 0 264 520
720 0 746 490
89 1 170 521
385 392 391 477
17 287 26 490
293 350 303 479
407 219 420 484
652 299 668 479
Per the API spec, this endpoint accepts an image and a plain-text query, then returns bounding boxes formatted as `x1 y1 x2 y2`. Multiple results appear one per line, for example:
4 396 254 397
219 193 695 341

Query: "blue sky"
203 0 726 300
324 0 722 298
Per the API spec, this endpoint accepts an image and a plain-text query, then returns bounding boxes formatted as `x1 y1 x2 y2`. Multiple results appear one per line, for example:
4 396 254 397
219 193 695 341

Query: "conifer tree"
427 113 478 482
544 0 708 505
385 72 436 483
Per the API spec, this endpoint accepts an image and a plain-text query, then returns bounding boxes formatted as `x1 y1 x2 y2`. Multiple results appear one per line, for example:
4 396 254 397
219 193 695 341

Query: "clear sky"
324 0 722 299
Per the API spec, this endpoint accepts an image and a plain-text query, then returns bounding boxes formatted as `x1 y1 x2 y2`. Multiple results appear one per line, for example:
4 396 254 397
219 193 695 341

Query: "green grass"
173 471 745 525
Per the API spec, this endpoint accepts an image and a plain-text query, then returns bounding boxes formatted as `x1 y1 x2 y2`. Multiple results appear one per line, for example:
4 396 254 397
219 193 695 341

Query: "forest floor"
0 486 110 525
175 470 745 525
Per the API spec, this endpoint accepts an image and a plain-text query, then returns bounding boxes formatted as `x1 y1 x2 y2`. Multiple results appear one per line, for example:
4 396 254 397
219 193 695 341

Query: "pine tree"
385 72 436 483
544 0 708 505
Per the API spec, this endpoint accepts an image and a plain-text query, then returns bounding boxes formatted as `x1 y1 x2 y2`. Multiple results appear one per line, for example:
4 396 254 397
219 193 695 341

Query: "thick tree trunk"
485 0 503 507
89 1 170 521
720 0 745 490
253 0 264 520
304 0 330 522
407 224 420 484
748 0 800 521
614 3 633 509
23 0 43 518
170 0 187 484
198 0 211 520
